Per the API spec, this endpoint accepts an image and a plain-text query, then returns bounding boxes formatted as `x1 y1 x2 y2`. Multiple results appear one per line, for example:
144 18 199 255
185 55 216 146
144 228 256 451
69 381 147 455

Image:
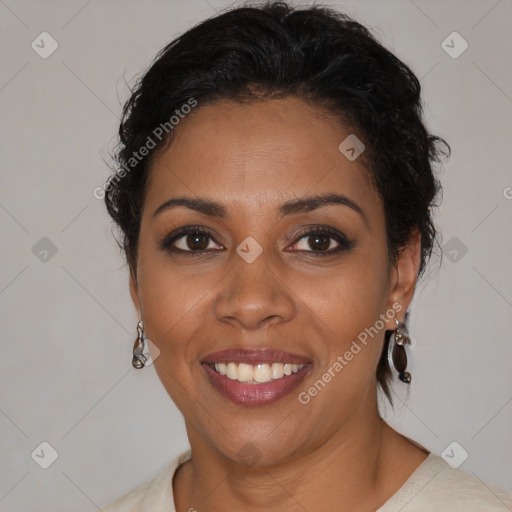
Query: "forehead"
144 97 378 218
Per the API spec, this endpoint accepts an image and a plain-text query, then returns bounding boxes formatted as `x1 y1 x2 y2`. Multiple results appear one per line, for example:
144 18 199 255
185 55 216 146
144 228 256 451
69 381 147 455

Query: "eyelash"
160 225 353 256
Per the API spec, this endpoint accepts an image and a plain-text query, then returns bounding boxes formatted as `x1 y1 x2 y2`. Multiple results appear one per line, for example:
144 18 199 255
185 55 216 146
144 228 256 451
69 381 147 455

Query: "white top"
99 450 512 511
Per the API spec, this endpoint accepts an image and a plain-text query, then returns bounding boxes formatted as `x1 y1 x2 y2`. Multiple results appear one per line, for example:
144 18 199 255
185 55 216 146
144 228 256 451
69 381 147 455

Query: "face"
130 97 419 466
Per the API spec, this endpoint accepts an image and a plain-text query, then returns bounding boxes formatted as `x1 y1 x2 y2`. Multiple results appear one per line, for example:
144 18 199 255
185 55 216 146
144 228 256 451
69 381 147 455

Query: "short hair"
104 1 450 401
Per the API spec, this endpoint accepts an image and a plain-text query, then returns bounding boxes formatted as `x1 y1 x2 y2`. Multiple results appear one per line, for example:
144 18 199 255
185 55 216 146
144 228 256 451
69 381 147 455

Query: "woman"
99 2 512 510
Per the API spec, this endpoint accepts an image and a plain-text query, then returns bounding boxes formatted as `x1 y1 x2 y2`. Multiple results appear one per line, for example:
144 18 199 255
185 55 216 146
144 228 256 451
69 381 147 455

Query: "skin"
129 96 428 511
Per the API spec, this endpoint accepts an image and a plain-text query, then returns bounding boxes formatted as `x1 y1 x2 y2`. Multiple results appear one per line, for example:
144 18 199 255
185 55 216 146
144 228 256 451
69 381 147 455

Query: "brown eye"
306 233 333 251
161 227 223 253
288 226 353 255
182 231 210 250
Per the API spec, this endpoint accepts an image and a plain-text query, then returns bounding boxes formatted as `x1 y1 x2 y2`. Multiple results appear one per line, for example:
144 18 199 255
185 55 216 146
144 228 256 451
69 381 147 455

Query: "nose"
214 251 296 331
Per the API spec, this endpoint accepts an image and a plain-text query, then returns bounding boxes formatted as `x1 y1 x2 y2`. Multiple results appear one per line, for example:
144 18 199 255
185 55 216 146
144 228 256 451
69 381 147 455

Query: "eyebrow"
153 193 368 225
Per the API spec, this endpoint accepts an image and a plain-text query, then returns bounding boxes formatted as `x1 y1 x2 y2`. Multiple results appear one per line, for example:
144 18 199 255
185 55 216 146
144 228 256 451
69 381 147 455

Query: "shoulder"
430 458 512 510
97 450 192 512
99 479 150 512
379 453 512 511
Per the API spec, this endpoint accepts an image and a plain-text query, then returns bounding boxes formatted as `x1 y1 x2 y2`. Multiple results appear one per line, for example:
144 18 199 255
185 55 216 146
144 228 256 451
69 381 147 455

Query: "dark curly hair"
104 1 450 402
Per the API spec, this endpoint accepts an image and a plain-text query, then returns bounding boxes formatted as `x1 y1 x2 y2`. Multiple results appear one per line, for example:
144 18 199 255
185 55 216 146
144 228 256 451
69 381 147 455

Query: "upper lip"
202 348 311 365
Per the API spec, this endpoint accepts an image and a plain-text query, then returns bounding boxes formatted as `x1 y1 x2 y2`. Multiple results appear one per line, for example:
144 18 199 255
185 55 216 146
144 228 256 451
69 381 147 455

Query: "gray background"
0 0 511 510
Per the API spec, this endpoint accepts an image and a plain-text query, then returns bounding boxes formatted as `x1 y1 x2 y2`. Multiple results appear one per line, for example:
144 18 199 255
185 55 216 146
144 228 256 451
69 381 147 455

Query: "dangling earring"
132 320 147 369
387 315 411 383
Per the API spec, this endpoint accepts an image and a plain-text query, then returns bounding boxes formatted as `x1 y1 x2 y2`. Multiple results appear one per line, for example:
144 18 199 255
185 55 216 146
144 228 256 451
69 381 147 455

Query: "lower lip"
202 363 311 406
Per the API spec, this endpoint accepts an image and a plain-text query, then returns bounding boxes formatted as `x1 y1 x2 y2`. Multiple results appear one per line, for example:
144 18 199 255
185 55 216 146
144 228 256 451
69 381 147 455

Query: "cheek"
138 270 207 357
302 247 390 333
134 246 211 381
296 247 391 388
138 272 207 415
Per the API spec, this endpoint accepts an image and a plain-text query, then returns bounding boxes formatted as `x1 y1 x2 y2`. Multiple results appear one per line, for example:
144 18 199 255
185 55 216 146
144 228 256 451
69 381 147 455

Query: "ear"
129 269 141 316
386 229 421 328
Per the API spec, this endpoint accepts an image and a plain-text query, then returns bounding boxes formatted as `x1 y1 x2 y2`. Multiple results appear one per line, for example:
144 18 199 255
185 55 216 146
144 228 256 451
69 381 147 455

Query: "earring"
132 320 147 369
387 315 411 383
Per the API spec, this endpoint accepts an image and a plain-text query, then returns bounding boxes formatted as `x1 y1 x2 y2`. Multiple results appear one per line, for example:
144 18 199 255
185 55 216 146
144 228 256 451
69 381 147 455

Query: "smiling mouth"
201 348 312 405
202 361 311 406
208 362 305 384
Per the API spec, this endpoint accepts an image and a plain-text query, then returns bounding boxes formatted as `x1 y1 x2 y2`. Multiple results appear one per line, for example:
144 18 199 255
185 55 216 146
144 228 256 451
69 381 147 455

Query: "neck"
174 398 421 512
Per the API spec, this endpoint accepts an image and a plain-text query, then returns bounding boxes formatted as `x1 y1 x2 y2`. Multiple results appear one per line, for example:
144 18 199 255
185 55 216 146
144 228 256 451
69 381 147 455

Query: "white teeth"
271 363 284 379
254 364 271 383
226 362 238 380
237 363 253 382
212 362 305 383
